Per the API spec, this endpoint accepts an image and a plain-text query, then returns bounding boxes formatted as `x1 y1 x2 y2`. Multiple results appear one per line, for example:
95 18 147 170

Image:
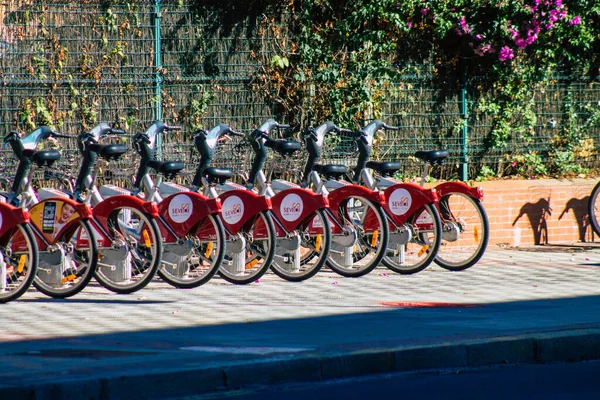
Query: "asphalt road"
174 360 600 400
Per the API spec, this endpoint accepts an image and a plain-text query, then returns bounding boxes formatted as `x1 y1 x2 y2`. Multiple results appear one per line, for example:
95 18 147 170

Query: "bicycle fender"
0 202 29 238
327 184 386 210
158 192 222 239
270 188 328 232
92 195 159 219
383 183 437 225
27 198 92 248
434 182 484 201
219 190 272 234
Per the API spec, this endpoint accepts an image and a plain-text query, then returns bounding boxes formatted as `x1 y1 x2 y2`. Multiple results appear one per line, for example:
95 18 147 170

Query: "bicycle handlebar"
52 131 78 139
163 125 181 132
228 129 245 137
381 123 400 131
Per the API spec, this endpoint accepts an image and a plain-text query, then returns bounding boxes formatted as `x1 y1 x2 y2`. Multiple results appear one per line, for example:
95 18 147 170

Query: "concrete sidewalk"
1 243 600 399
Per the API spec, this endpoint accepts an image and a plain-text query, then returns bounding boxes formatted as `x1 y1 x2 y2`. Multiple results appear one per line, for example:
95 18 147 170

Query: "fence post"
459 68 469 181
153 0 163 159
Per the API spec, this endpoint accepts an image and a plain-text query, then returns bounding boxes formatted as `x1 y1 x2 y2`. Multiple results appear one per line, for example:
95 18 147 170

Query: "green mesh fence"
1 1 599 186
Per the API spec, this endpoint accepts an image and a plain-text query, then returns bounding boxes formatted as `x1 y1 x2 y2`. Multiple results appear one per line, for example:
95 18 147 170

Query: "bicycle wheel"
434 192 489 271
326 196 389 278
94 206 162 294
270 209 332 282
588 181 600 236
383 203 442 274
34 219 97 298
158 214 225 289
219 210 276 285
0 223 38 303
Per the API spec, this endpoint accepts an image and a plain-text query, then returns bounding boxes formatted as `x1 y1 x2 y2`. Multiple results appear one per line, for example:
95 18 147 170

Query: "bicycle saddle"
148 160 185 178
366 161 401 177
32 150 61 167
266 139 301 156
414 150 449 165
203 167 233 185
315 164 348 180
90 143 128 160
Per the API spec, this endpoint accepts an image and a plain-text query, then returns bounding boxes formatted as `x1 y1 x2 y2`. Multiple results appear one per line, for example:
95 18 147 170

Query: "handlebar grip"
277 124 291 129
382 123 400 131
111 128 126 135
165 125 182 131
229 130 246 137
52 131 78 139
337 128 354 134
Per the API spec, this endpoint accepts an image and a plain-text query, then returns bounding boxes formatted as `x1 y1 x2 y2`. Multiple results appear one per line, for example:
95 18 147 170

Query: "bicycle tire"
434 193 489 271
219 210 276 285
0 223 38 303
34 219 97 298
382 203 442 274
588 180 600 236
94 207 162 294
270 208 332 282
326 196 389 278
158 214 225 289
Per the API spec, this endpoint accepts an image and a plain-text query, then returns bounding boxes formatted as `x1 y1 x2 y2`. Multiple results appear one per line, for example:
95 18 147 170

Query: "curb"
2 328 600 399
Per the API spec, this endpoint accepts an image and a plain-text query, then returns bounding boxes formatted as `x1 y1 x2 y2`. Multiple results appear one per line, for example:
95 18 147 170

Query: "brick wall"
460 179 598 246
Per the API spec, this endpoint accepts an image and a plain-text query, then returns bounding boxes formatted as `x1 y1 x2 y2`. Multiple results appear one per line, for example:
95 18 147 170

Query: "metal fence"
1 1 599 184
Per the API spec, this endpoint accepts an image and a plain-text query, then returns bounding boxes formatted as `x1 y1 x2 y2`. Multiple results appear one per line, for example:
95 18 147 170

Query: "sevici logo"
169 194 194 223
389 188 412 216
280 193 303 221
222 196 245 224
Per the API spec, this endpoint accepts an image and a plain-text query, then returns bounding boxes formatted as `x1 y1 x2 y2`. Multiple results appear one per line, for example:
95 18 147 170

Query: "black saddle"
90 143 128 160
266 139 301 156
148 160 185 178
315 164 348 180
414 150 449 165
204 167 233 185
32 150 61 167
366 161 401 177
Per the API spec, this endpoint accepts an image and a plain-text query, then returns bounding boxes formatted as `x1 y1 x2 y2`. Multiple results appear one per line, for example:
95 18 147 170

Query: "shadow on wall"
559 190 595 243
512 188 552 245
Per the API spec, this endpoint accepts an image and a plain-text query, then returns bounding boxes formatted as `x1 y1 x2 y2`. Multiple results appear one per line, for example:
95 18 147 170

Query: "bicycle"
160 123 276 285
3 126 97 298
234 120 332 282
0 185 38 303
59 123 163 294
128 121 226 289
354 120 488 272
299 122 390 278
586 181 600 239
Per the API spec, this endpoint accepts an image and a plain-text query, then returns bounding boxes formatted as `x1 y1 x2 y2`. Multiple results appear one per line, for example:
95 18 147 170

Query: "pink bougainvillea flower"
511 161 517 167
421 8 429 15
498 46 514 61
458 16 471 34
515 37 528 48
407 21 412 28
475 44 493 56
569 16 581 25
526 34 538 45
